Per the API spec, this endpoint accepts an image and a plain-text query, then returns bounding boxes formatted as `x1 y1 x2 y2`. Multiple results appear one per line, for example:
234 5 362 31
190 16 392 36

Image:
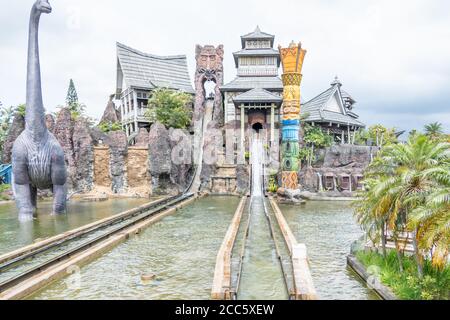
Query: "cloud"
0 0 449 134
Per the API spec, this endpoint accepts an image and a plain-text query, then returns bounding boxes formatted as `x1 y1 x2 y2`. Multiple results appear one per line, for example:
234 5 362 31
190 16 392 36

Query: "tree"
145 88 193 129
354 134 450 277
424 122 443 140
354 125 398 146
302 124 333 166
66 79 79 107
64 79 85 118
98 121 122 133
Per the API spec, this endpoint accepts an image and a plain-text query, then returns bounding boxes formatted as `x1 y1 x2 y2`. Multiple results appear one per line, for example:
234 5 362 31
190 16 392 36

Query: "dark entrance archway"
252 122 263 132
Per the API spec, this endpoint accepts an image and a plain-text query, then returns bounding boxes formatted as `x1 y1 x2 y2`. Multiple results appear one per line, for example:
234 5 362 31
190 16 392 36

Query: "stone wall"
2 107 193 197
93 147 111 188
127 147 151 196
92 145 151 197
298 144 378 196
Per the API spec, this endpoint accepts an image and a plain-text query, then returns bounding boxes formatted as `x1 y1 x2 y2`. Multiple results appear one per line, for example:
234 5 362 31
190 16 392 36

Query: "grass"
356 250 450 300
0 183 11 201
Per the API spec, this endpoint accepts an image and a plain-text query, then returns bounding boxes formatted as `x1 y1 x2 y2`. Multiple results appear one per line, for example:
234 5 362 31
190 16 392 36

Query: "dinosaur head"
35 0 52 14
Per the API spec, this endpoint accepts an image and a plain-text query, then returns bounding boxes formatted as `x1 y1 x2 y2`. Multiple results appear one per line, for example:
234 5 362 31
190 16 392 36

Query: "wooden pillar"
341 131 344 145
240 105 245 156
347 125 351 144
126 91 132 136
133 90 138 134
119 97 124 128
270 104 275 142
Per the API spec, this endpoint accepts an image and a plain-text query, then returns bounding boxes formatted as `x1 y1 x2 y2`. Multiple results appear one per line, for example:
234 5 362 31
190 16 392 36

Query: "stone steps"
215 165 237 177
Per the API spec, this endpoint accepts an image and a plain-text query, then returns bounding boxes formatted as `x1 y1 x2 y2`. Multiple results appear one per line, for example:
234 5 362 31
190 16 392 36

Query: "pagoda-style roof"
220 76 283 92
116 42 194 95
232 48 281 68
301 78 365 128
233 88 282 106
241 26 275 48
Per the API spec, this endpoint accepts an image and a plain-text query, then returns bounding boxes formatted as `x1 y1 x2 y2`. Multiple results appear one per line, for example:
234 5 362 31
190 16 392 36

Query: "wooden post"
119 97 124 129
126 91 132 135
270 104 275 142
240 105 245 157
133 90 139 134
347 125 351 144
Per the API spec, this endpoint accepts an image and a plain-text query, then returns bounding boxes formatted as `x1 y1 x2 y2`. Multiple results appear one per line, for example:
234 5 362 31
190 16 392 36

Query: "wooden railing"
211 196 247 300
269 197 317 300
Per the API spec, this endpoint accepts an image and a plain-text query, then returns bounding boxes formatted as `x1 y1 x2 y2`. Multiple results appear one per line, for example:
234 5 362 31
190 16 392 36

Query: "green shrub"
145 88 193 129
267 175 278 193
356 250 449 300
98 121 122 133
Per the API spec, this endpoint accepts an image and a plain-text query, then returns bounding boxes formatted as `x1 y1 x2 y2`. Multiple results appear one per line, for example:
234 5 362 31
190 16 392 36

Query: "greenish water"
30 196 240 300
0 198 150 255
280 201 379 300
237 197 288 300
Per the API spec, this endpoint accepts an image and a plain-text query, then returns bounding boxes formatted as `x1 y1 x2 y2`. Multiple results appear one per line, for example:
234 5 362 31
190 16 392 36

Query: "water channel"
237 136 288 299
281 201 379 300
0 198 150 255
29 196 240 300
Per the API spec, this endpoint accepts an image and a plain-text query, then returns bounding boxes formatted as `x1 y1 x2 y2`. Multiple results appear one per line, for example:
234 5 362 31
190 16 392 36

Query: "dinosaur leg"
51 147 67 214
30 185 37 209
12 143 35 218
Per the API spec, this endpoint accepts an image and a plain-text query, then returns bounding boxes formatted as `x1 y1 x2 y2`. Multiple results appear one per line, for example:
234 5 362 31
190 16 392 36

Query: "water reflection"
0 198 150 255
30 196 239 300
280 201 379 300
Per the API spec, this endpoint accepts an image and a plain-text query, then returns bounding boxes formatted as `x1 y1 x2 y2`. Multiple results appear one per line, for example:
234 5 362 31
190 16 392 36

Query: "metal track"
0 194 180 273
0 193 194 293
262 196 294 300
231 196 251 299
232 195 292 300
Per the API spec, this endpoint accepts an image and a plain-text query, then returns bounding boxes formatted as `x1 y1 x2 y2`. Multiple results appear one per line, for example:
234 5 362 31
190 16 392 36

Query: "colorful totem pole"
279 42 306 190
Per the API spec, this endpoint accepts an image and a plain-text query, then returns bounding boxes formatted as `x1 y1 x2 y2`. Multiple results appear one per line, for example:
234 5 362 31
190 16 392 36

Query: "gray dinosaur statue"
12 0 67 218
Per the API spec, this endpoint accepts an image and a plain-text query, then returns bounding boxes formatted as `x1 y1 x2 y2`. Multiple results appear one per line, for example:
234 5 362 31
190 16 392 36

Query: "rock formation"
45 113 55 133
134 128 150 147
100 96 121 124
2 113 25 164
200 120 223 190
169 128 193 192
236 164 249 194
148 122 172 192
107 130 128 194
72 118 94 192
53 107 75 187
298 145 378 195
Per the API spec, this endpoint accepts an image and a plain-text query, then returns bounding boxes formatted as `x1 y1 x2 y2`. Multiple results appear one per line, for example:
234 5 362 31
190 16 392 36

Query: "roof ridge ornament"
331 76 342 87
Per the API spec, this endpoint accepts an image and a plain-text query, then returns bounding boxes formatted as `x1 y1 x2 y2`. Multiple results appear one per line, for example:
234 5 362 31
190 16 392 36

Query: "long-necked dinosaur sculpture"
12 0 67 218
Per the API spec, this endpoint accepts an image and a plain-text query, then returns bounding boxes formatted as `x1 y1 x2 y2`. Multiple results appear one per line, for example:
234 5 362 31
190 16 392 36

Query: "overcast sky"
1 0 449 134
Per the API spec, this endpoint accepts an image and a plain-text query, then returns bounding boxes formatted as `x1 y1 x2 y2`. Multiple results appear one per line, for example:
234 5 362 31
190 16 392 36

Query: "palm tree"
424 122 443 139
355 134 449 277
409 165 450 270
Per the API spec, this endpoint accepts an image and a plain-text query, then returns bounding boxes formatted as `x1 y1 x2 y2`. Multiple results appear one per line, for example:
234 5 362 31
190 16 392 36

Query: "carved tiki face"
195 45 224 72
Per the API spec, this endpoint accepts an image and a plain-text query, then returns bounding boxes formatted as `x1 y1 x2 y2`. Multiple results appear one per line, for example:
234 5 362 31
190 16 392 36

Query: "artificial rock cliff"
2 113 25 164
3 107 194 197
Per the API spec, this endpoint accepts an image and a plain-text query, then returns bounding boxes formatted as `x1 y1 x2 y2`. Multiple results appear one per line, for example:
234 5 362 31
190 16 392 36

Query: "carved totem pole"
12 0 68 218
193 45 224 124
279 42 306 189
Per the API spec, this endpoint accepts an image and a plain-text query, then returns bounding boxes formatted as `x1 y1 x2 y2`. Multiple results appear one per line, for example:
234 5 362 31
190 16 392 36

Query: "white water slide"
189 99 214 193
